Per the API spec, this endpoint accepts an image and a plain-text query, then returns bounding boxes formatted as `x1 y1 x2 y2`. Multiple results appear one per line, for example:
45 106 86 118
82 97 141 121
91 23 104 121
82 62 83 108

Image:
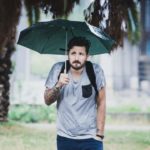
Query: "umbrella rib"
70 28 75 37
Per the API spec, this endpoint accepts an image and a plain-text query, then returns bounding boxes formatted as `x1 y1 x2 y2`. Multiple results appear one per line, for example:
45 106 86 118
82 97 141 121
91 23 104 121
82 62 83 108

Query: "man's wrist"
53 86 60 92
96 129 104 134
96 134 104 140
96 129 104 139
55 82 62 89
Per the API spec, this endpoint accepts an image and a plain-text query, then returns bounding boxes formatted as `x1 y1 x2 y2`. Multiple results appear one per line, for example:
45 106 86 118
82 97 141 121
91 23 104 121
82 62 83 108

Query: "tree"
0 0 21 121
84 0 141 48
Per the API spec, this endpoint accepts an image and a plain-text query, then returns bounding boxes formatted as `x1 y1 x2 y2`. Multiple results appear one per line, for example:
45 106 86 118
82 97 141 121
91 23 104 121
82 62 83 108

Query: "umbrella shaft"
64 30 68 73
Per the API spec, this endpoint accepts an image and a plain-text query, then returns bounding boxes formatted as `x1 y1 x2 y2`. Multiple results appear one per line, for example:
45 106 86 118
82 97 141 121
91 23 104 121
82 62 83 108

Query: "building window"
146 38 150 56
145 0 150 31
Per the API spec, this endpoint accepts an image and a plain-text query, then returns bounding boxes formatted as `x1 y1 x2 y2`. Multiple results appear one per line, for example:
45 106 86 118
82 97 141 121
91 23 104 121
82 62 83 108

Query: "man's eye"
79 53 84 55
71 52 76 55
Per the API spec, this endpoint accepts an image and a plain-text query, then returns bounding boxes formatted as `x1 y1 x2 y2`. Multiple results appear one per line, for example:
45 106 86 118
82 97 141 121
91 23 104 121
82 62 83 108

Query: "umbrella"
17 19 115 55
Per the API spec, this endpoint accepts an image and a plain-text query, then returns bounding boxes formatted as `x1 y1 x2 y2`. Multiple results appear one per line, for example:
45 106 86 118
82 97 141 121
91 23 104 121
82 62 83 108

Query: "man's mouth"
73 62 81 67
73 61 81 64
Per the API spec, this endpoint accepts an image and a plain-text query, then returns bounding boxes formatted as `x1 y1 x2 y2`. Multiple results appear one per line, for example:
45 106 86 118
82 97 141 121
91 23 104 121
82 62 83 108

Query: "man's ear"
87 55 90 60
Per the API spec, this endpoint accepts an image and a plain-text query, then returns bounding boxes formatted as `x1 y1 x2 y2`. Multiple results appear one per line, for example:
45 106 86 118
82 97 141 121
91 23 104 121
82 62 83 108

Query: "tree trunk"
0 35 15 122
0 0 21 122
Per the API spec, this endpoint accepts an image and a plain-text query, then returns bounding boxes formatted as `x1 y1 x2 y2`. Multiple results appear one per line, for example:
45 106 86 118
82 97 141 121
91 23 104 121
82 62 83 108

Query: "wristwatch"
96 129 104 139
96 134 104 140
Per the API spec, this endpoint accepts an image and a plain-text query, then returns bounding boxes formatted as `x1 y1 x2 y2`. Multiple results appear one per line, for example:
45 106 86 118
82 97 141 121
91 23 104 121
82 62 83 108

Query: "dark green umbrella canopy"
17 19 115 55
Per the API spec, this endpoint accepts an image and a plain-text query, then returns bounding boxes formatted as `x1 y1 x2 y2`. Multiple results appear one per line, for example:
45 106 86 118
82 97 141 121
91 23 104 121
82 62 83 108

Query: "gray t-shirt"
45 61 105 139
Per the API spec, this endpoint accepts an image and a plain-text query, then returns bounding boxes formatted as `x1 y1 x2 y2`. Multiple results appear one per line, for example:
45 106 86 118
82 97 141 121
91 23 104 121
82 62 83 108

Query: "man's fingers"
59 73 69 86
63 78 69 84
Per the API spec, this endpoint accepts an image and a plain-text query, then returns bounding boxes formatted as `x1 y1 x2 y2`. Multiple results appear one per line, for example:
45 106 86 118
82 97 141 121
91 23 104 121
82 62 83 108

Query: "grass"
0 121 56 150
105 131 150 150
0 121 150 150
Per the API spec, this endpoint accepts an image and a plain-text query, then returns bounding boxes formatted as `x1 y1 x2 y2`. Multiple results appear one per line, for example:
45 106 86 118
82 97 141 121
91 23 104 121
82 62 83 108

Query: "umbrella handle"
64 29 68 74
64 62 66 74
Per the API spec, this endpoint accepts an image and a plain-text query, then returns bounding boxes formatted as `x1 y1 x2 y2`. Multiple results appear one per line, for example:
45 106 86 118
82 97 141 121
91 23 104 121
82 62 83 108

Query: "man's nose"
75 54 79 60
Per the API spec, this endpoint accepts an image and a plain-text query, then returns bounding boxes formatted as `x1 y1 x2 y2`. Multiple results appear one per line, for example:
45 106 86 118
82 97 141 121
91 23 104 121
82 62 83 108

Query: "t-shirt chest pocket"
82 84 92 98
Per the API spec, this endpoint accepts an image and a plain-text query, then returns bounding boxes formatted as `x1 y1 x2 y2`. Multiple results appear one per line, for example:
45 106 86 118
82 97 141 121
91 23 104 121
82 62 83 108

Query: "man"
44 36 106 150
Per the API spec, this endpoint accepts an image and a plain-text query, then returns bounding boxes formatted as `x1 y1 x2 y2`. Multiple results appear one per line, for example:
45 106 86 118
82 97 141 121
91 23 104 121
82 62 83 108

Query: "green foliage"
147 107 150 113
8 104 56 123
9 103 149 123
127 6 141 44
24 0 40 26
108 105 141 113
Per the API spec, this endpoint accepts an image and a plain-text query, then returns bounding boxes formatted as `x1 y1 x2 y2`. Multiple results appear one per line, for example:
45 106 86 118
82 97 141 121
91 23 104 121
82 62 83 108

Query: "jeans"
57 135 103 150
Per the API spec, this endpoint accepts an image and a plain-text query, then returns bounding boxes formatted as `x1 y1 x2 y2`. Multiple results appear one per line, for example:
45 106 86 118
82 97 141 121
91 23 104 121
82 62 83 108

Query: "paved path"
23 123 150 131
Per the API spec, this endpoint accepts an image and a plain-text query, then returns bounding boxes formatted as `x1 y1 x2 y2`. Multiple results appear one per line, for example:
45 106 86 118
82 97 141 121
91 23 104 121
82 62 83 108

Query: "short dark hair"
67 36 91 54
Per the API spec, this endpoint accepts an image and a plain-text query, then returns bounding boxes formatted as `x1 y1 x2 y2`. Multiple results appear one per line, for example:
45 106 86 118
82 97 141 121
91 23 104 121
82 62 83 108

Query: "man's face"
68 46 88 70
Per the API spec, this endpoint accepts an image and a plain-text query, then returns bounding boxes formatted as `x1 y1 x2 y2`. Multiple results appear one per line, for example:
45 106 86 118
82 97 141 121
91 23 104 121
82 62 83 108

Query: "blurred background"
0 0 150 150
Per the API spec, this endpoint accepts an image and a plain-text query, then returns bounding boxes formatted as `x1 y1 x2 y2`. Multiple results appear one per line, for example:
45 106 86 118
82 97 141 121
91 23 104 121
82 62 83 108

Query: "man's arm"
44 84 61 105
44 73 69 105
96 87 106 139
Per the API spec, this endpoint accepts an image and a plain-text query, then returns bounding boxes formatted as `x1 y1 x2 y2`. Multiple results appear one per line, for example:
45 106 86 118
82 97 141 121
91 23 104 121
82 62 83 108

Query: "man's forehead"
70 46 86 51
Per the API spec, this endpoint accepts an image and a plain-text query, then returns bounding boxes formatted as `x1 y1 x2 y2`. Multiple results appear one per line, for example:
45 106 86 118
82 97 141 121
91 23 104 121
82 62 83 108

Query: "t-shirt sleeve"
93 63 106 91
45 62 63 89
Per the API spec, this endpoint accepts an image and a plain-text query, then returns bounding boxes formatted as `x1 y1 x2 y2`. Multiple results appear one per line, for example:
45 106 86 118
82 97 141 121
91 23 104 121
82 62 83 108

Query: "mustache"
73 61 81 64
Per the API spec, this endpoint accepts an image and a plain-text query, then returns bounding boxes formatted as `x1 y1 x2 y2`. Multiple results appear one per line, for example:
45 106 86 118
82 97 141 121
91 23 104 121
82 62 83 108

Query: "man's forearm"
44 86 60 105
97 99 106 135
96 88 106 136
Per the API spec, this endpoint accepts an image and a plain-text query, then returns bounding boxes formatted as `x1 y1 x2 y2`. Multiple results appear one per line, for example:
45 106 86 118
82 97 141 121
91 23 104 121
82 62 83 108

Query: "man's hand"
93 135 103 142
56 73 69 88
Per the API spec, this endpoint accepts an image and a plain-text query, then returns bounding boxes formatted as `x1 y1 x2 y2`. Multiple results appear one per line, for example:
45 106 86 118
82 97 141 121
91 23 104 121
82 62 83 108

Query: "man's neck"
70 67 84 80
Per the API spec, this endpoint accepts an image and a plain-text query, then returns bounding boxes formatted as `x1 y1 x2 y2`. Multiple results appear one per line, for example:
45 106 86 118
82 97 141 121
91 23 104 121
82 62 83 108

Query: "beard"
70 60 85 70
